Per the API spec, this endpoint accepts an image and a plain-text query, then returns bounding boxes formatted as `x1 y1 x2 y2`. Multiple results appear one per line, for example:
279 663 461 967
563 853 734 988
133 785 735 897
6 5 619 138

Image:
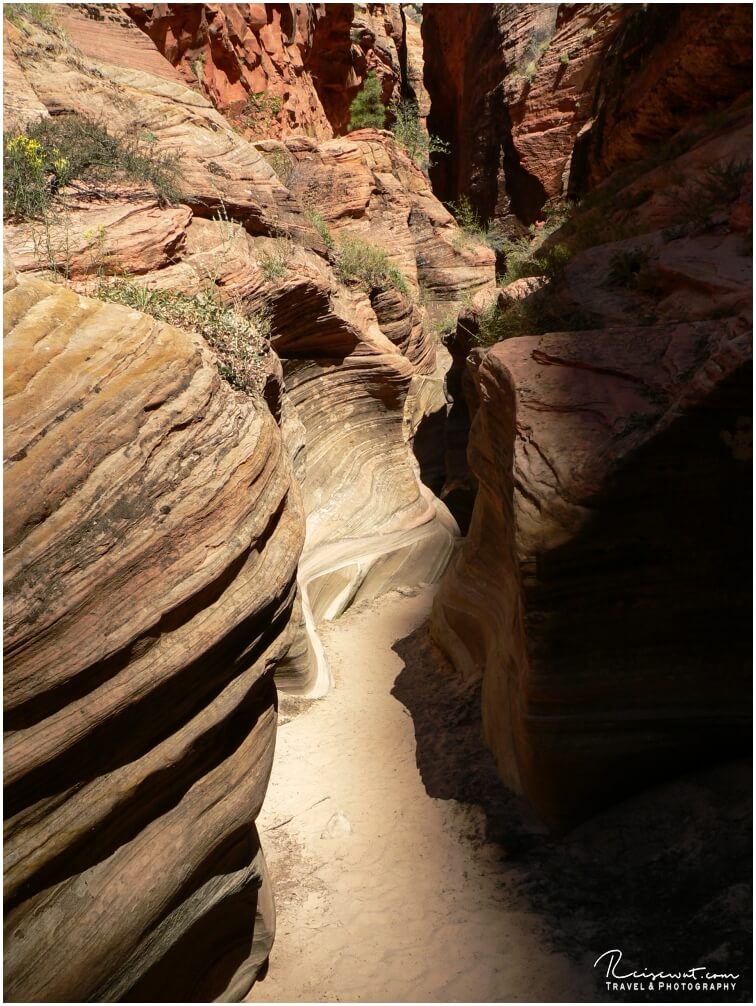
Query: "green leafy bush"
472 293 592 348
673 157 751 227
4 3 60 32
391 100 449 169
446 195 505 251
335 235 408 295
240 91 283 133
3 115 182 220
97 280 270 395
347 72 386 131
261 149 295 186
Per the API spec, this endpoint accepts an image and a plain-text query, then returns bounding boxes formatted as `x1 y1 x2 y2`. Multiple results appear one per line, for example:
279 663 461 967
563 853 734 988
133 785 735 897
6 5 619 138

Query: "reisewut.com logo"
594 949 740 995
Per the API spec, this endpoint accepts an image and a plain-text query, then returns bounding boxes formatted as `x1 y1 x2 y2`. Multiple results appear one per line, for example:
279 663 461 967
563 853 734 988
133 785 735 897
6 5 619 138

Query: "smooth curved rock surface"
4 274 304 1001
432 318 752 829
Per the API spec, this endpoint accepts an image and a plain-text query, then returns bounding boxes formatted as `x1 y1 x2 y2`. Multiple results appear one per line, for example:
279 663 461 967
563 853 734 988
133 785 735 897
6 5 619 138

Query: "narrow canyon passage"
249 588 593 1004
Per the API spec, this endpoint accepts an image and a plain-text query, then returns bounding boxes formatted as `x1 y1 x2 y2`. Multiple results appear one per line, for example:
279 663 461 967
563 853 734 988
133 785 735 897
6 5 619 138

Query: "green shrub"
391 100 449 168
305 208 335 251
4 3 59 32
97 280 270 395
3 115 182 220
189 53 205 84
335 235 408 295
447 195 509 254
240 91 283 133
674 157 751 227
559 52 570 65
347 72 386 131
257 239 293 281
430 307 459 338
498 235 573 286
262 149 295 186
471 293 592 348
606 247 651 288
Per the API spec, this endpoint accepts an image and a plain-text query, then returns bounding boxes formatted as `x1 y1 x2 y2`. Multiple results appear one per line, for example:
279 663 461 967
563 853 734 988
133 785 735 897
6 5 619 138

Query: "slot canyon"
2 3 752 1003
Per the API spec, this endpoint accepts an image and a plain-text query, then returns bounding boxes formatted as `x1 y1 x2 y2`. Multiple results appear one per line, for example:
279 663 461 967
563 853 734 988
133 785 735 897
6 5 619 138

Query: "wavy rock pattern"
3 274 304 1002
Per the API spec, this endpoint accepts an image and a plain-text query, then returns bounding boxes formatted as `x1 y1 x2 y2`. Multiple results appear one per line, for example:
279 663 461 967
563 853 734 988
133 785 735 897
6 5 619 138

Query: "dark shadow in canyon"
392 624 752 1002
391 351 752 999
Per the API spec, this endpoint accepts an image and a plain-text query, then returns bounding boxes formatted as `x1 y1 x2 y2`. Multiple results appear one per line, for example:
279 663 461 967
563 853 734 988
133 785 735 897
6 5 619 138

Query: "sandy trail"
249 586 595 1003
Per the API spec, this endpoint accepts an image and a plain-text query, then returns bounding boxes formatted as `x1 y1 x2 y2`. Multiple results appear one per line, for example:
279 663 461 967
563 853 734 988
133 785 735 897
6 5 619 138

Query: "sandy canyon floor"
248 587 597 1003
248 587 750 1004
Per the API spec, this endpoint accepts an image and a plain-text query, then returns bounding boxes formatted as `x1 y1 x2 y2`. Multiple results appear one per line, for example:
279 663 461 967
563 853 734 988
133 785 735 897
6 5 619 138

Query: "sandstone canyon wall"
426 4 753 826
3 4 493 997
125 2 408 138
423 3 753 225
4 265 303 1001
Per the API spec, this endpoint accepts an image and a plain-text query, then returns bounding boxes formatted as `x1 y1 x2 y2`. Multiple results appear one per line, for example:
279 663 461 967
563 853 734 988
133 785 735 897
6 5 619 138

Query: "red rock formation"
429 29 753 827
432 316 751 829
4 27 496 1005
422 3 752 225
124 2 336 139
124 2 409 138
582 4 754 184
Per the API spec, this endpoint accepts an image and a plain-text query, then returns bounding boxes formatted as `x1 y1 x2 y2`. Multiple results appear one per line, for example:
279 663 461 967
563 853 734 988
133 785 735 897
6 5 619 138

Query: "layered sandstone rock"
583 4 754 184
422 3 751 225
124 2 337 139
125 2 409 139
400 5 429 123
423 3 622 223
4 4 494 699
432 316 751 829
431 60 753 826
4 271 304 1001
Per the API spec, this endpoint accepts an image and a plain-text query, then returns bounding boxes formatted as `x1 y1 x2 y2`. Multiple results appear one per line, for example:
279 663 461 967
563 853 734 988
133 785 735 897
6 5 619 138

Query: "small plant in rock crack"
605 247 651 289
447 196 507 253
97 279 271 396
240 91 283 133
472 293 593 348
304 207 335 251
391 100 449 170
257 238 294 281
261 148 296 187
4 3 61 33
673 157 752 228
335 235 409 296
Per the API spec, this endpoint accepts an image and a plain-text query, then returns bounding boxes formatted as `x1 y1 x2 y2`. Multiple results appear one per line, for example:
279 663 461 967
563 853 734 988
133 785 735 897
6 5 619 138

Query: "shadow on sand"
392 622 752 1004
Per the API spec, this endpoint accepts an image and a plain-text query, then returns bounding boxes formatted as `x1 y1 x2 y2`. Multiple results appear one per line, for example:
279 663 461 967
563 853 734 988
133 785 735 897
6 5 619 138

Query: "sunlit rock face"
3 272 304 1001
124 2 410 138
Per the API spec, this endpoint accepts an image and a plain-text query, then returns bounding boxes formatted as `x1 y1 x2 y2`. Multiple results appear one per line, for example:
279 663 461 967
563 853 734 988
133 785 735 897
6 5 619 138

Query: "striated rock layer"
3 0 495 697
431 99 753 828
125 2 409 139
4 271 304 1001
423 3 752 225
